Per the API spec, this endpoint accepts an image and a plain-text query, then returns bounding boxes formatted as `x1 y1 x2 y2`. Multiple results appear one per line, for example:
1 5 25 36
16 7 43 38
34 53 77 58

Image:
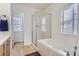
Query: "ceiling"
12 3 53 10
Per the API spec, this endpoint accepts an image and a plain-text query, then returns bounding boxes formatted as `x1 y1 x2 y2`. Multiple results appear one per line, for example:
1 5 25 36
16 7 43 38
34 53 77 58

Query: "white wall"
11 4 38 45
43 3 79 56
0 3 11 31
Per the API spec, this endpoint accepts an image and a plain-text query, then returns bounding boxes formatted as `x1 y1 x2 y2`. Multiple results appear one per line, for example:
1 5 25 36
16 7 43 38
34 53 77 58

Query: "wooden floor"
11 43 37 56
11 42 24 56
23 45 37 55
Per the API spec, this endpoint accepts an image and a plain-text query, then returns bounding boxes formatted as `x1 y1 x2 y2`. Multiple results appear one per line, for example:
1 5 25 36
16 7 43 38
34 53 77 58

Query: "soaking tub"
37 39 66 56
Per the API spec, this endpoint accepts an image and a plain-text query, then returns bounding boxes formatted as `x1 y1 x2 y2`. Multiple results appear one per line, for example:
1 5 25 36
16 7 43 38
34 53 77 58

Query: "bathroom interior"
0 3 79 56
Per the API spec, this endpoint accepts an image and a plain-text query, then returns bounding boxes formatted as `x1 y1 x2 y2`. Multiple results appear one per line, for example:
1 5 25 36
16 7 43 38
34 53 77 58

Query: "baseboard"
24 42 32 46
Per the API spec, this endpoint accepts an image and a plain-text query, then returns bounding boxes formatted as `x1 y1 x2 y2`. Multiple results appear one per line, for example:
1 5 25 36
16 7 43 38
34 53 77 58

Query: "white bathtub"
37 39 66 56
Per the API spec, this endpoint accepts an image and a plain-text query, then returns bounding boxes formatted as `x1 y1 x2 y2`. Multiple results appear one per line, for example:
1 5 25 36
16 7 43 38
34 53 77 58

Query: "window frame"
40 16 47 32
61 4 77 35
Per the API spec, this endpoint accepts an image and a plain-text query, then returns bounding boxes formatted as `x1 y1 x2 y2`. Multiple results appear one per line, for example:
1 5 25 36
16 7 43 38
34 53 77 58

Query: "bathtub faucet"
64 50 70 56
66 51 70 56
74 46 77 56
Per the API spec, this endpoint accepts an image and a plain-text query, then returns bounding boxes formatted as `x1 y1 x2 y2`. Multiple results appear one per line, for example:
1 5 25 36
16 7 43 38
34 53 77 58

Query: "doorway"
11 12 24 55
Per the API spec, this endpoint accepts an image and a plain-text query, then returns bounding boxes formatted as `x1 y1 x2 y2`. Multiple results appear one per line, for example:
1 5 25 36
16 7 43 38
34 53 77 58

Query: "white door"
12 13 24 43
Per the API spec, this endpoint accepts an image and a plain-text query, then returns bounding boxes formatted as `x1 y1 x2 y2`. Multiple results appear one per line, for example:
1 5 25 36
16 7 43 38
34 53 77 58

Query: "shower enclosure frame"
32 14 41 46
32 13 52 46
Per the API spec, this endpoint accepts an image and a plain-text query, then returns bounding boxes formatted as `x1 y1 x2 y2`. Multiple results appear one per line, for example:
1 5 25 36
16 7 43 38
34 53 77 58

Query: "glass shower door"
32 13 51 46
32 15 41 46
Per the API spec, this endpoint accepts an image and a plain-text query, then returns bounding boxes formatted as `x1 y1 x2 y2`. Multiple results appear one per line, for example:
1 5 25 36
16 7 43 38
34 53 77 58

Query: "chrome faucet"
66 51 70 56
74 46 77 56
64 50 70 56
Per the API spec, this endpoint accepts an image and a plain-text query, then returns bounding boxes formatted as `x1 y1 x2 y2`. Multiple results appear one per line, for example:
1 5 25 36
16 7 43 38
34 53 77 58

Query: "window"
41 16 46 32
61 4 77 35
13 15 23 32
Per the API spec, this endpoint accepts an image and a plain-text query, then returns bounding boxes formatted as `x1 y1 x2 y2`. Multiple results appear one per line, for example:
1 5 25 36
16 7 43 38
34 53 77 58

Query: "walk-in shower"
32 13 51 46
